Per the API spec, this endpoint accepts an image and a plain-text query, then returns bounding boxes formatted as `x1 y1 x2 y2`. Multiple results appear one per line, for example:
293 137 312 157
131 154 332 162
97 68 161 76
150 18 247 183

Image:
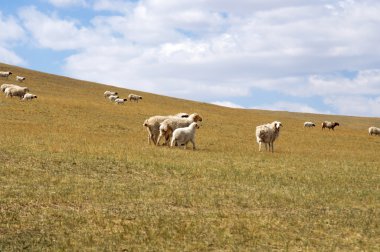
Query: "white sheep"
104 90 118 98
16 76 26 82
0 71 12 78
22 93 37 101
256 121 282 153
368 126 380 136
128 94 142 102
143 113 190 145
1 83 19 93
108 95 119 102
171 122 200 150
115 98 127 104
4 86 29 99
304 122 315 127
157 113 203 146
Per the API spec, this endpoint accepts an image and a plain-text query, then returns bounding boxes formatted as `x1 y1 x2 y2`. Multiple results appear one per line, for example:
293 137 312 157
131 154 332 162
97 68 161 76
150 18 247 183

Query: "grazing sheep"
108 95 119 102
4 86 29 99
256 121 282 153
304 122 316 127
322 121 339 130
16 76 26 82
128 94 142 102
157 113 203 146
115 98 127 104
22 93 37 101
368 126 380 136
1 83 19 92
171 122 200 150
143 113 190 145
104 91 118 98
0 71 12 78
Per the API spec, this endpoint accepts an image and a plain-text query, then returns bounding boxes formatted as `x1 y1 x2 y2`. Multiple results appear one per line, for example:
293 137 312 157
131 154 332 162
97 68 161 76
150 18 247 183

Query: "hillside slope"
1 63 379 250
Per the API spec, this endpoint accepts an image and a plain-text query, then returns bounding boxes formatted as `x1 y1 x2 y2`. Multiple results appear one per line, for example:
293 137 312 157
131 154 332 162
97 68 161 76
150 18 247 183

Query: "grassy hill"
0 62 379 250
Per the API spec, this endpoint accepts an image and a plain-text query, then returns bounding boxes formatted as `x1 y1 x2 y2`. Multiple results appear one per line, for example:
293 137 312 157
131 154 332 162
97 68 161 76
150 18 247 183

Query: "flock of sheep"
1 69 379 152
0 71 37 100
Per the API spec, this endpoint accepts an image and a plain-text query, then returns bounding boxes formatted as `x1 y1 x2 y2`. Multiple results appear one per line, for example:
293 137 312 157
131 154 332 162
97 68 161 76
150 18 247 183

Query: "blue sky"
1 0 380 117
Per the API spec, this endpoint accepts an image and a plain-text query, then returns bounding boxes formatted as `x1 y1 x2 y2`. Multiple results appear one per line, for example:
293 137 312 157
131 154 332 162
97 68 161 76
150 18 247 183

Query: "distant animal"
104 91 118 98
304 122 316 127
368 126 380 136
22 93 37 101
108 95 119 102
171 122 200 150
0 71 12 78
256 121 282 153
4 86 29 99
16 76 26 82
322 121 339 130
128 94 142 102
115 98 127 104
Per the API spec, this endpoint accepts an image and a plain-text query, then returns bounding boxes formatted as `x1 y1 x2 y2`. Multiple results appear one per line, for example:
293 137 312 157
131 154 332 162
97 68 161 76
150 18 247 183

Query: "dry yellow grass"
0 63 379 250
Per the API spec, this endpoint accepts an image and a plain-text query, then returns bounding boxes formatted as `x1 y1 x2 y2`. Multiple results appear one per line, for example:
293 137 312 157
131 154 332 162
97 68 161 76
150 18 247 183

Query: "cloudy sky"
1 0 380 117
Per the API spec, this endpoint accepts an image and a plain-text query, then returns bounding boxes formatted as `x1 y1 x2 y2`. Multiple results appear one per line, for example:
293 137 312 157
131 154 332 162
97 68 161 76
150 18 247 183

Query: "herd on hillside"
1 70 380 152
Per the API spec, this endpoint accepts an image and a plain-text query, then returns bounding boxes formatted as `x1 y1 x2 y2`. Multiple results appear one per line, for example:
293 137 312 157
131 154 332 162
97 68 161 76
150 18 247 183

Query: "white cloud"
253 101 328 114
212 101 245 109
324 96 380 117
46 0 87 8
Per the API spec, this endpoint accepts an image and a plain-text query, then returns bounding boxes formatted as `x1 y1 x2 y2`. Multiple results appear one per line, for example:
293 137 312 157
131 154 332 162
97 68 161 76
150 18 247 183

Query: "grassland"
0 63 379 251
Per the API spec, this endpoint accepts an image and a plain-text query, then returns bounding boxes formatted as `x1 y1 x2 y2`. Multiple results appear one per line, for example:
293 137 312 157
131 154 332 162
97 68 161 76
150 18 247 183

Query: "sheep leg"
170 138 176 148
190 139 196 150
258 142 262 151
156 132 163 146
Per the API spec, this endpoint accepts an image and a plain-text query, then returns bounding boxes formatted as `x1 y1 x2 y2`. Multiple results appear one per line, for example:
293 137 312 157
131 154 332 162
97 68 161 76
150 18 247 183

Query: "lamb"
104 91 118 98
256 121 282 153
171 122 200 150
1 83 19 92
143 113 190 145
304 122 316 127
128 94 142 102
157 113 203 146
16 76 26 82
4 86 29 99
108 95 119 102
22 93 37 101
322 121 339 130
368 126 380 136
115 98 127 104
0 71 12 78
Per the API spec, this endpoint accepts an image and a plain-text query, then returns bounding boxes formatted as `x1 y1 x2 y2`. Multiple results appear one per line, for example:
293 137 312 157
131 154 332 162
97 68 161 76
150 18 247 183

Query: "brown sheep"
322 121 339 130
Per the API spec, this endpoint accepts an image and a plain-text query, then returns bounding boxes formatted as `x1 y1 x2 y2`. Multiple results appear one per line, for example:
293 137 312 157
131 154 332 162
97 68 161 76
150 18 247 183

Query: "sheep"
322 121 339 130
157 113 203 146
171 122 200 150
115 98 127 104
4 86 29 99
143 113 191 145
304 122 316 127
256 121 282 153
0 71 12 78
368 126 380 136
1 83 19 93
128 94 142 102
104 90 118 98
22 93 37 101
16 76 26 82
108 95 119 102
174 112 189 118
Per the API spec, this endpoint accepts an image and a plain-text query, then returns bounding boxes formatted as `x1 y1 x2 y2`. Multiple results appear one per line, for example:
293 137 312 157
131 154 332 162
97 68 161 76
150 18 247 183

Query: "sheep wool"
171 122 199 150
256 121 282 153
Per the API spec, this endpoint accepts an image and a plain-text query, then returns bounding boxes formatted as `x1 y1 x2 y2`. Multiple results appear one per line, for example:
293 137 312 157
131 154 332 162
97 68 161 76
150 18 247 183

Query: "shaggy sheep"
22 93 37 101
115 98 127 104
4 86 29 99
108 95 119 102
0 71 12 78
104 91 118 98
171 122 200 150
16 76 26 82
256 121 282 153
128 94 142 102
143 113 190 145
304 122 315 127
1 83 19 92
322 121 339 130
368 126 380 136
157 113 203 146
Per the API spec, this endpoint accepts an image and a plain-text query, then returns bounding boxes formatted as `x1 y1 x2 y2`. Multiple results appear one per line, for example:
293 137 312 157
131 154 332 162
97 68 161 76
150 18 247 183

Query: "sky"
1 0 380 117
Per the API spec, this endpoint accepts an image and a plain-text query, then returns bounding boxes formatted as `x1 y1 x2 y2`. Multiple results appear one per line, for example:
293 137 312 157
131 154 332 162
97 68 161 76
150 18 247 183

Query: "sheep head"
273 121 282 130
190 113 203 122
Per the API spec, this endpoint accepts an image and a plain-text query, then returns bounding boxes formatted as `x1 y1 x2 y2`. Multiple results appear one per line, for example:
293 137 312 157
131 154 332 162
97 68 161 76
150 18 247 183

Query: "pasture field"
0 63 379 250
